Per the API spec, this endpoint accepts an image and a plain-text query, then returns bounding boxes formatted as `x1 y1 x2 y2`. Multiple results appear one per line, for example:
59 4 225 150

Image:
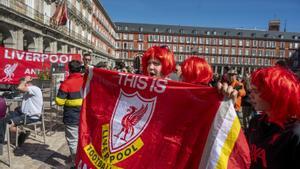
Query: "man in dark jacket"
55 60 83 165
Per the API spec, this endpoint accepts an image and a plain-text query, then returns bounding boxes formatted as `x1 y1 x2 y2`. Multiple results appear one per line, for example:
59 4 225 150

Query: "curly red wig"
142 46 175 77
181 56 213 85
251 66 300 124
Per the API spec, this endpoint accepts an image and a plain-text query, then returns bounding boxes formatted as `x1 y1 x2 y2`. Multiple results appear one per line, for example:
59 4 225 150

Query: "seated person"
0 76 43 145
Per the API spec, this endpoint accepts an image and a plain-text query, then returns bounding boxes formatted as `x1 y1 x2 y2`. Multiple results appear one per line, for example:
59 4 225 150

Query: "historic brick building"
115 21 300 74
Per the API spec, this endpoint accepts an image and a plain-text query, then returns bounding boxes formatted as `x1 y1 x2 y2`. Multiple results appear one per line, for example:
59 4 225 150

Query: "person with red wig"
142 46 175 78
181 56 213 85
247 66 300 169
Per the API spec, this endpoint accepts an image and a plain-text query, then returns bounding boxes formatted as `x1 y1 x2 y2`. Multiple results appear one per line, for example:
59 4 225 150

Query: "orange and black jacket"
55 73 83 125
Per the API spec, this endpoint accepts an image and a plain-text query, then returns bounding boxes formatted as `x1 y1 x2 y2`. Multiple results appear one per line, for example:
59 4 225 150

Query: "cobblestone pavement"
0 89 73 169
0 124 71 169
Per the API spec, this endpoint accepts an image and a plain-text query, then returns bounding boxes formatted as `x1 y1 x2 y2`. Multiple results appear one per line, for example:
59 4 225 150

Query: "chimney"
268 20 280 31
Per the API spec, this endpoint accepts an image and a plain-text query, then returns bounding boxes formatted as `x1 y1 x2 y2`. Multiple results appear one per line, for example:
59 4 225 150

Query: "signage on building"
0 47 81 84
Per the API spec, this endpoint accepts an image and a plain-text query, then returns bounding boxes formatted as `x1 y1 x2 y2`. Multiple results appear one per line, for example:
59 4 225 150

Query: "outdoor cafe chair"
15 106 46 147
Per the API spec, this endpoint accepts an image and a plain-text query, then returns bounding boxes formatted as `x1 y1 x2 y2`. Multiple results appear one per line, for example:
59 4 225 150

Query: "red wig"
251 66 300 124
142 46 175 77
181 56 213 85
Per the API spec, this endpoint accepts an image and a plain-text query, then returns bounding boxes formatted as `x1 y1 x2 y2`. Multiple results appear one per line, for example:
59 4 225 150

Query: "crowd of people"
0 45 299 169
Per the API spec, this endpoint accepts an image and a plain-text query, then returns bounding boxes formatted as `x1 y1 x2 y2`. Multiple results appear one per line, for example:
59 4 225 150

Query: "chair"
15 107 46 147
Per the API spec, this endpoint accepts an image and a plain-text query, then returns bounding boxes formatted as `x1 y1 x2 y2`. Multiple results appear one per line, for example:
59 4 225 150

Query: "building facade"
115 22 300 75
0 0 117 66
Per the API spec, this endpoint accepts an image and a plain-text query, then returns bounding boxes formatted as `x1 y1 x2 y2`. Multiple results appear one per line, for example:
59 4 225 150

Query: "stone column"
62 44 68 53
34 36 43 53
11 29 24 50
50 41 57 53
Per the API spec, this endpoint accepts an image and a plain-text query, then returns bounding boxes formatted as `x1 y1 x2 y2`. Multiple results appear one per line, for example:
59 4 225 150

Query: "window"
123 42 127 49
124 26 128 31
231 39 236 46
212 48 216 54
265 50 270 57
251 58 256 65
252 40 258 47
123 34 128 40
244 57 249 65
148 35 153 41
154 35 159 42
225 48 229 55
186 37 191 43
238 49 242 55
179 46 184 52
167 36 172 42
138 34 144 41
224 56 229 64
231 57 236 64
205 47 209 54
138 43 143 51
160 35 165 42
180 29 184 34
198 47 203 53
212 38 217 45
154 28 158 32
245 40 250 47
225 39 229 46
173 36 178 43
258 50 263 56
219 39 223 45
173 45 177 52
231 48 236 55
238 57 243 65
199 38 204 44
206 31 210 35
279 50 285 57
259 41 265 48
245 49 249 56
238 40 243 46
129 34 134 40
185 46 189 52
180 36 185 43
251 49 256 57
205 38 211 45
218 48 222 54
192 37 198 44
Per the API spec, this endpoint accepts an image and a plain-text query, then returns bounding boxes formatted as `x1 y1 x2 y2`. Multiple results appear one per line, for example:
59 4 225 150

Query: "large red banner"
0 47 81 84
76 68 250 169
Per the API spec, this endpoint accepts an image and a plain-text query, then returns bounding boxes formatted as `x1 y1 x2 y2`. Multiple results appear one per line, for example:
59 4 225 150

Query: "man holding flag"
76 46 250 169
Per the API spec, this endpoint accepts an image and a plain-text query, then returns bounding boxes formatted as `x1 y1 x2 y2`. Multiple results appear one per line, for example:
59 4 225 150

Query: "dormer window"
213 31 217 35
251 33 256 37
139 27 143 32
124 26 128 31
192 30 197 34
154 28 159 32
206 31 210 35
279 34 284 39
237 32 243 36
293 36 298 40
180 29 184 34
264 34 269 38
167 28 172 33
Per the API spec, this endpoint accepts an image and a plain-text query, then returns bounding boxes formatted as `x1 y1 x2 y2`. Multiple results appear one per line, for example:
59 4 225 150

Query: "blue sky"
100 0 300 33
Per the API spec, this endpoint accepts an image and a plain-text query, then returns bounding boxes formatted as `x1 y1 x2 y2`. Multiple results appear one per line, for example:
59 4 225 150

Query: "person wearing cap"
227 69 246 119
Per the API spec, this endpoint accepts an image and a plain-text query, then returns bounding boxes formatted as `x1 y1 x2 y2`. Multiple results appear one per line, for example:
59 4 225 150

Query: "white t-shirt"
21 85 43 117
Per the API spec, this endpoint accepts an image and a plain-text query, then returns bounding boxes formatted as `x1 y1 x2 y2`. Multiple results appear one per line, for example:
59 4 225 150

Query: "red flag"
76 68 250 169
50 0 68 26
0 47 81 84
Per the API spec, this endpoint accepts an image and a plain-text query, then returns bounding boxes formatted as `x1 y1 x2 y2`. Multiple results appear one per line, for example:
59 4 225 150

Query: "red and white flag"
50 0 68 26
76 67 250 169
